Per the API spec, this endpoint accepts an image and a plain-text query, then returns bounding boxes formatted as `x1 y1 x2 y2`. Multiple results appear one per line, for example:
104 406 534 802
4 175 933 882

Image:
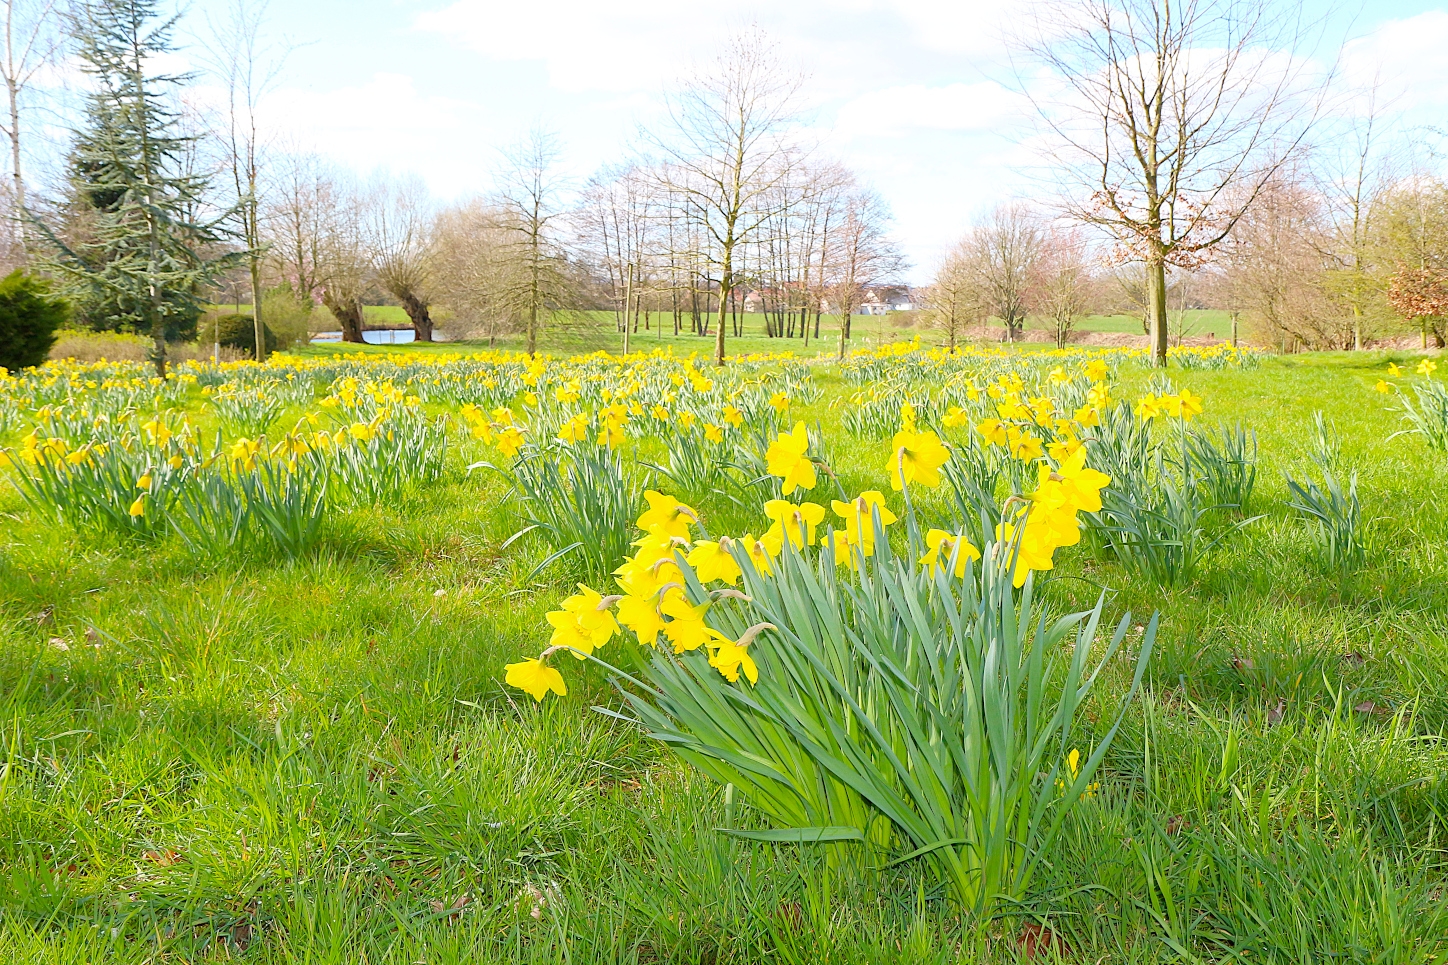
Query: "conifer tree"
33 0 236 375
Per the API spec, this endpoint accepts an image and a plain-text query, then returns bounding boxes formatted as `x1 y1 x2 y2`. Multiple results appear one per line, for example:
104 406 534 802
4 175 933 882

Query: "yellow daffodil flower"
687 539 742 585
919 529 980 578
637 490 698 540
887 427 949 490
763 499 826 548
505 657 567 701
976 419 1007 446
765 421 817 494
831 491 897 555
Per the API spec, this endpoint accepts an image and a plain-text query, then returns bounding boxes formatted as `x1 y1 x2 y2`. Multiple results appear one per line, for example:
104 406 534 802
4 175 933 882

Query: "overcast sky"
168 0 1448 283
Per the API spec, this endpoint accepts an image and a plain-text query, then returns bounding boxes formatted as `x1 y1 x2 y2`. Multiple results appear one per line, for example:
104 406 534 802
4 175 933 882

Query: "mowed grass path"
1 350 1446 962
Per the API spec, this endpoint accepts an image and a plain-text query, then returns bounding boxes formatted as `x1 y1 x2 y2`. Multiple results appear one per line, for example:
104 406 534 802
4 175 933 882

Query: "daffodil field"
1 342 1447 962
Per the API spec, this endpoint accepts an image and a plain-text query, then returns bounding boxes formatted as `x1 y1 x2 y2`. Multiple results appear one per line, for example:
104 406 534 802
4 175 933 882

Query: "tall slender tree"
35 0 237 375
648 27 803 366
495 127 569 357
1025 0 1325 365
0 0 66 234
206 0 286 361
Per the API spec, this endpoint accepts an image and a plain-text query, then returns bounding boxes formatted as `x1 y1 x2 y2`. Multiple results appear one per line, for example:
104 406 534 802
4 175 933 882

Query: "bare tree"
578 163 655 353
206 0 287 360
1219 173 1338 349
974 202 1041 343
826 187 902 357
1316 91 1394 350
495 127 570 356
317 186 368 344
366 174 436 341
1025 0 1327 364
265 158 366 343
430 199 522 344
0 0 65 225
647 26 803 366
924 238 984 353
264 150 326 306
1035 225 1096 347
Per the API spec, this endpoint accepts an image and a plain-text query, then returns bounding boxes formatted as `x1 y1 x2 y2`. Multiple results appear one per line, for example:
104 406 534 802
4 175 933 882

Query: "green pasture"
1 349 1446 962
279 305 1227 356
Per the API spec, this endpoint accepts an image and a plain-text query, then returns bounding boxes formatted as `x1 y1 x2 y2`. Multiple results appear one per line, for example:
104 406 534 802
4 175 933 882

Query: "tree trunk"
714 280 729 366
838 311 852 359
1147 251 1169 365
622 271 633 354
7 73 23 252
249 253 266 360
325 291 365 343
400 291 433 342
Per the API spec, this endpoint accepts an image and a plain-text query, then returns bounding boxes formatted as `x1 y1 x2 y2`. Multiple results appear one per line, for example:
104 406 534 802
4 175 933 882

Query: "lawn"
1 344 1445 962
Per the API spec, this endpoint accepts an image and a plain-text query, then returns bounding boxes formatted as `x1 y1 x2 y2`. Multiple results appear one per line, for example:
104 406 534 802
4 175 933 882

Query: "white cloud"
1342 11 1448 114
184 0 1441 285
256 73 497 196
413 0 731 94
411 0 1023 98
834 82 1029 137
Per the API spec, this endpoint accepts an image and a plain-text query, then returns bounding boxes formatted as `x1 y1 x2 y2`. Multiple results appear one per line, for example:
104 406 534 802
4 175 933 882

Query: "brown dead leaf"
1231 654 1254 671
429 893 470 922
229 920 253 951
1266 698 1286 726
1342 650 1366 667
1355 700 1390 717
1017 921 1069 959
774 901 804 930
142 849 182 868
1166 815 1188 836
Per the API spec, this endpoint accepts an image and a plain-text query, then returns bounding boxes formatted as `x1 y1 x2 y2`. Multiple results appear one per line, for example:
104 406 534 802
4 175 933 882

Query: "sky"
154 0 1448 282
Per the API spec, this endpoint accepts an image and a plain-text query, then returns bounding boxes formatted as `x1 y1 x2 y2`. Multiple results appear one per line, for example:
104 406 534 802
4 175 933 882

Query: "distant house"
857 293 889 315
855 287 915 315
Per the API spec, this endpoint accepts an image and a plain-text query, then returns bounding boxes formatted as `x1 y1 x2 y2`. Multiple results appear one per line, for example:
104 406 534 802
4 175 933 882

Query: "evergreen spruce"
32 0 237 375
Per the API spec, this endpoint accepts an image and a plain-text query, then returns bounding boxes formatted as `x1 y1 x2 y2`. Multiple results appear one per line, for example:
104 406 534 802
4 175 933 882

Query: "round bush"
0 270 69 371
206 313 278 355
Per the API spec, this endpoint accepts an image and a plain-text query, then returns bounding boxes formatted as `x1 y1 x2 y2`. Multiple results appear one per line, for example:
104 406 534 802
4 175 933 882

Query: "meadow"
0 339 1446 964
212 304 1226 356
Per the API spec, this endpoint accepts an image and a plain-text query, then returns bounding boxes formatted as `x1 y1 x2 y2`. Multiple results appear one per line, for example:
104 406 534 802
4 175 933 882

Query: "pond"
310 330 417 345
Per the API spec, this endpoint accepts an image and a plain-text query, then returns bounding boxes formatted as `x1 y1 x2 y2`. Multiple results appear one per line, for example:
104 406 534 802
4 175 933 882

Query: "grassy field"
1 345 1446 962
290 306 1228 354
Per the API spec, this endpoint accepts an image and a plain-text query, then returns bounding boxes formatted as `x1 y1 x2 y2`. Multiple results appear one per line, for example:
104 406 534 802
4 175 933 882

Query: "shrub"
48 329 245 364
260 284 315 348
0 270 69 371
203 312 277 355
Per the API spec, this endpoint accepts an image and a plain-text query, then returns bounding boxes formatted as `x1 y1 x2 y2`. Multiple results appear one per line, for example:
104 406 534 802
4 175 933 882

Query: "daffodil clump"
1378 358 1448 450
504 389 1150 913
0 380 448 554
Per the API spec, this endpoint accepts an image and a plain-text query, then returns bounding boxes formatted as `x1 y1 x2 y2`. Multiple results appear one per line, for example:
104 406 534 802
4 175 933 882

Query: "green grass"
290 306 1227 356
2 349 1447 962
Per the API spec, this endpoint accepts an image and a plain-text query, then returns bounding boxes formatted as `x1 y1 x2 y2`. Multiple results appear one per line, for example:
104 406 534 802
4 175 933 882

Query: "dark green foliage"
0 271 68 370
206 312 277 354
29 0 238 369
